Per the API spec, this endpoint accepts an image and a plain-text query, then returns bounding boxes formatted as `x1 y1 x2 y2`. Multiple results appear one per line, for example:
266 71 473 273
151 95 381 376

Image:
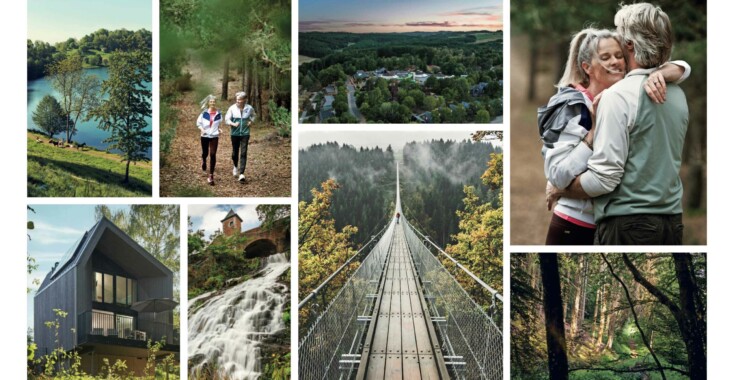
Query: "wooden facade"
34 217 178 370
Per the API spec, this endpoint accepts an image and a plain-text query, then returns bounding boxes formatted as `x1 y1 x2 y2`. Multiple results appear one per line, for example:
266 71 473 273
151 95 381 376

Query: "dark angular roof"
36 216 173 295
220 209 243 222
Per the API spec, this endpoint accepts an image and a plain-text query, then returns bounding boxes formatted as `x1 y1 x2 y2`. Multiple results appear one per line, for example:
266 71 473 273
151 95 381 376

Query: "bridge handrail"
298 222 389 309
406 221 503 303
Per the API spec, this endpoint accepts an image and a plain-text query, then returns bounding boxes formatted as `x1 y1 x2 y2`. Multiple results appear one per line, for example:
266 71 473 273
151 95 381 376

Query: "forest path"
160 56 291 197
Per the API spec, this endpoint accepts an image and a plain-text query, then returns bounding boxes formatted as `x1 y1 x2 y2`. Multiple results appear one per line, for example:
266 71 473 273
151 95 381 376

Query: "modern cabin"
34 216 179 375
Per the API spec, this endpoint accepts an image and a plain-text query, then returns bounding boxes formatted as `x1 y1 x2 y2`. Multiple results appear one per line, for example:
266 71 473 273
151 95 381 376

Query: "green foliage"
90 51 152 183
299 143 394 244
47 53 101 143
188 231 263 298
256 204 291 231
298 179 358 326
32 95 68 137
262 352 291 380
27 133 152 197
300 31 502 123
268 100 291 137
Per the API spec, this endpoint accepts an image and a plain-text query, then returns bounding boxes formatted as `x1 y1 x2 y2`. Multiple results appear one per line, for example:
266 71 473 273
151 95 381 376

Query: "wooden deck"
356 226 450 379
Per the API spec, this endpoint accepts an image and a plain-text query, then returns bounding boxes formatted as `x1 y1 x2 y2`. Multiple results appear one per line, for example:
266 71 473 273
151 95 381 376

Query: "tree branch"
602 254 667 380
569 366 689 376
621 254 681 316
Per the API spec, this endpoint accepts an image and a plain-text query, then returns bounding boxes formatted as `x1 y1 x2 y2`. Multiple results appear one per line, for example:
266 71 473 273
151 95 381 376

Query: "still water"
27 67 152 158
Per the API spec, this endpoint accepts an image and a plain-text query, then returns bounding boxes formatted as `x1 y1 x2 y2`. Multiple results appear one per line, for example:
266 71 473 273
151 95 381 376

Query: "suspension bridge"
299 166 503 379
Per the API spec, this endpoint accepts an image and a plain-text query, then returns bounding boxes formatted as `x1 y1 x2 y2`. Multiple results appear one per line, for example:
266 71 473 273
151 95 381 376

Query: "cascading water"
189 253 290 379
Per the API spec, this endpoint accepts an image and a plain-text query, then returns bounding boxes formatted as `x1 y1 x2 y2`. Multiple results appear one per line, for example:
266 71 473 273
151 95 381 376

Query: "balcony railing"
78 310 179 346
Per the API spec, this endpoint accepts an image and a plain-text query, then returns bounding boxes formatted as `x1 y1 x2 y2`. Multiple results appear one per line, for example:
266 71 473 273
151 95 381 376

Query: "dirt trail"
160 57 291 197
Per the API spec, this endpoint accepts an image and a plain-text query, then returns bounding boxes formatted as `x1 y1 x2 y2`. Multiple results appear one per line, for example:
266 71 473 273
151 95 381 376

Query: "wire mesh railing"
298 221 395 380
402 220 503 379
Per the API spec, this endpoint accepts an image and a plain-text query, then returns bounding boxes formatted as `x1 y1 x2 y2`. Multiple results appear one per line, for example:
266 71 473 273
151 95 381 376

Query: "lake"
27 67 152 159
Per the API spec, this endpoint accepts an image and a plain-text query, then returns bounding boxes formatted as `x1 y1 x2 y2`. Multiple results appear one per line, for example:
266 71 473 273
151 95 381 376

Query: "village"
300 65 502 124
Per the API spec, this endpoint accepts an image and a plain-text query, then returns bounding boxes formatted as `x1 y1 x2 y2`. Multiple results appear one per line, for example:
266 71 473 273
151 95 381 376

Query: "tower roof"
220 208 243 222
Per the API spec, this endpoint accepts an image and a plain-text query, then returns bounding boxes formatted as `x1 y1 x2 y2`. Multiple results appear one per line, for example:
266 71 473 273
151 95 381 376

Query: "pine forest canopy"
298 139 501 247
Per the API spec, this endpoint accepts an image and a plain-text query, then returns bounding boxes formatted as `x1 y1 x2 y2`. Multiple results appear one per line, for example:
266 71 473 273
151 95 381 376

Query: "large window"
94 272 136 306
103 274 113 303
95 272 103 302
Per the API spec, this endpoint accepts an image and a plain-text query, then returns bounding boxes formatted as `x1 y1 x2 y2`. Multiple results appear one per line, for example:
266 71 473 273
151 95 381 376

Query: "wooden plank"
366 263 392 378
385 256 403 379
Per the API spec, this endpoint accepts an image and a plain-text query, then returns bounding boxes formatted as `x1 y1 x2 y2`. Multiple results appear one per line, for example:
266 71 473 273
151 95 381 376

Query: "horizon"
28 0 151 44
27 27 151 44
300 30 501 34
300 0 502 33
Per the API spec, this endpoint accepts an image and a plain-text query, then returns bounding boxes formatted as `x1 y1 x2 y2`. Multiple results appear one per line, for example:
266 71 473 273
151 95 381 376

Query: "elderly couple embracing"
541 3 691 246
196 92 255 186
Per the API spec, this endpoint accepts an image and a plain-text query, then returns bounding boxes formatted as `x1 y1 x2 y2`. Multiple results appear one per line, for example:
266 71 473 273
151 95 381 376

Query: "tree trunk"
222 56 230 101
591 287 600 339
579 256 588 325
124 160 131 183
570 257 585 340
672 253 707 380
596 285 607 348
605 289 618 350
623 254 707 380
539 253 569 380
241 55 247 91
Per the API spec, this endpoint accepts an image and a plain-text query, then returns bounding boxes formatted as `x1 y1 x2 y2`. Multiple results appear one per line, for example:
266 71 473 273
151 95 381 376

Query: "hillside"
27 132 152 197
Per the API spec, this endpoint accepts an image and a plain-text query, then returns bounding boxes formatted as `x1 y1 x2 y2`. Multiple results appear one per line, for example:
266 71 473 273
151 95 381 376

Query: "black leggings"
545 213 595 245
201 137 219 174
231 135 250 175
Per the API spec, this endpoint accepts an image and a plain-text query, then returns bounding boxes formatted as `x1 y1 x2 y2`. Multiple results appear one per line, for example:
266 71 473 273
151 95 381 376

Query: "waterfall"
188 252 290 379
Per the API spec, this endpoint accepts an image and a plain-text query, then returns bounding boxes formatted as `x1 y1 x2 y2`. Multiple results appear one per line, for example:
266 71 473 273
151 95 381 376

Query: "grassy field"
299 55 318 65
27 132 152 197
472 32 502 44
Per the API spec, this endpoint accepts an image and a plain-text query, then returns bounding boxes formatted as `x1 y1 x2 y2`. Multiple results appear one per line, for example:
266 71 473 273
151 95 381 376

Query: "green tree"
475 109 491 123
91 51 152 183
47 54 100 143
31 95 67 137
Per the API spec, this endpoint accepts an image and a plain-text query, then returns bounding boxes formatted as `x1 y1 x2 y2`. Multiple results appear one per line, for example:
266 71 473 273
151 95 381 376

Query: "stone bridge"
242 223 289 258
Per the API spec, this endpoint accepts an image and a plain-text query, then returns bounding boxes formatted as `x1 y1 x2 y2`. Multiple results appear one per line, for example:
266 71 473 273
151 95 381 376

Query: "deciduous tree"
90 51 152 183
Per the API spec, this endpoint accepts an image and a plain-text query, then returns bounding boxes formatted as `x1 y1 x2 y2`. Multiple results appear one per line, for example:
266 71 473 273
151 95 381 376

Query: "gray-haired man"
552 3 689 245
225 92 255 182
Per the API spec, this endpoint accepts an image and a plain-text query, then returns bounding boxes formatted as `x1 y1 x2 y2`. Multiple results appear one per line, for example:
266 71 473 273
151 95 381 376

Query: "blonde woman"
197 95 222 185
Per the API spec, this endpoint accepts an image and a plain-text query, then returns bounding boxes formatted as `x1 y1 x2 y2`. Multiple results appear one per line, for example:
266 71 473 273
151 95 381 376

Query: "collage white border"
6 0 730 378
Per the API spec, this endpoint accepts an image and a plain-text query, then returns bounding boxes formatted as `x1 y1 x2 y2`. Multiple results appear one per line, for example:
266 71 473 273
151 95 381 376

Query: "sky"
298 130 501 150
300 0 502 33
26 204 130 330
189 204 262 241
28 0 151 43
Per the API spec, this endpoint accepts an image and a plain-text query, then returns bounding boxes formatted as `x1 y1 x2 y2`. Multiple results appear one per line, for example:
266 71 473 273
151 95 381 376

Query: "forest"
299 31 503 123
511 253 706 380
298 135 504 333
159 0 292 197
298 139 500 247
27 29 151 80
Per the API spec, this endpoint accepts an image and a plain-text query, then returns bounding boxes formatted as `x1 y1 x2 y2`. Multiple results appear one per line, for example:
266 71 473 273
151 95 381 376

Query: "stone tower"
221 209 242 237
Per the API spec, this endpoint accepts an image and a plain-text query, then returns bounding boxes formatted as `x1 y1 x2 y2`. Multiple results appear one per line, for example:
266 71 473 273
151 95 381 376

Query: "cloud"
405 21 453 27
444 6 502 16
30 221 85 245
190 205 260 240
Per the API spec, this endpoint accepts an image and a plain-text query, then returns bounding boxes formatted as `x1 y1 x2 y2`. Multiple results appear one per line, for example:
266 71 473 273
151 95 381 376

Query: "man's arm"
224 106 237 127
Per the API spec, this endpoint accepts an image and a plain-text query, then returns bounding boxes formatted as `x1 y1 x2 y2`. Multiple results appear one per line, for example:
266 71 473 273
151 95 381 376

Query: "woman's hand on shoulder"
644 70 667 104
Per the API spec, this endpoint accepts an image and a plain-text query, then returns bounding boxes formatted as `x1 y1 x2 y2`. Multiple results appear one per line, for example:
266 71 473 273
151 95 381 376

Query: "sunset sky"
300 0 502 33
